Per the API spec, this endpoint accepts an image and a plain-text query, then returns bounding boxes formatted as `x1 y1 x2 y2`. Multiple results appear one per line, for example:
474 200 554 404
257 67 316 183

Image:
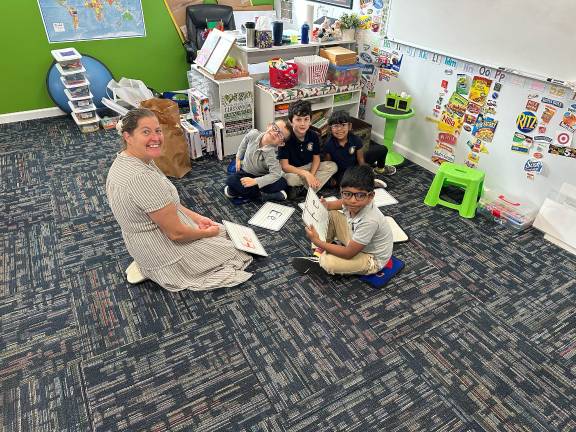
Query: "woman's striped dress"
106 153 252 291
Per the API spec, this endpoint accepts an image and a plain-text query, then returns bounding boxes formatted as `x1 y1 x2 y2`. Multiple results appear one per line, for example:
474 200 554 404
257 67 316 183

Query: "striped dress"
106 153 252 291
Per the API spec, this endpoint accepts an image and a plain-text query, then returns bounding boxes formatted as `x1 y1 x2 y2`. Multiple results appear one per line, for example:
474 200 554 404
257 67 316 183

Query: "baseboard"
372 130 438 174
0 107 66 124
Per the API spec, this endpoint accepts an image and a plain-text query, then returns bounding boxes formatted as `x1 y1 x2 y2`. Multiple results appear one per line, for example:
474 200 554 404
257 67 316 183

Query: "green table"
372 105 415 166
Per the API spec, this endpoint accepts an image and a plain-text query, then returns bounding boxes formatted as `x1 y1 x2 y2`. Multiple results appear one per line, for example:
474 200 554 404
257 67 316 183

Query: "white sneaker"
126 261 147 284
374 178 387 189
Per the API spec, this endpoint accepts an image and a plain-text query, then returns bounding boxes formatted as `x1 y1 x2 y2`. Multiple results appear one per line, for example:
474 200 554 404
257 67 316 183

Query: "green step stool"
424 163 485 218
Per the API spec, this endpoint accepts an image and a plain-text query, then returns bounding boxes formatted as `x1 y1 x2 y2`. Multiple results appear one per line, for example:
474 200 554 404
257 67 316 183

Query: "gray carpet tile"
1 115 574 431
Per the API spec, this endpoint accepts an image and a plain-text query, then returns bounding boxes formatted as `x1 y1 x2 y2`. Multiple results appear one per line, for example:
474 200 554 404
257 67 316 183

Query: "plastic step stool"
424 163 485 218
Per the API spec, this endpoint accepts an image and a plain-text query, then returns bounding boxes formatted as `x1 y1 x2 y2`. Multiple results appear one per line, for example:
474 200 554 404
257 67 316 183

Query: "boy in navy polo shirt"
323 111 396 187
279 100 337 199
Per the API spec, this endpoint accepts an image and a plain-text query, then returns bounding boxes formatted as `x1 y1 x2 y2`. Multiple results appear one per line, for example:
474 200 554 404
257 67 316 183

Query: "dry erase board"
387 0 576 83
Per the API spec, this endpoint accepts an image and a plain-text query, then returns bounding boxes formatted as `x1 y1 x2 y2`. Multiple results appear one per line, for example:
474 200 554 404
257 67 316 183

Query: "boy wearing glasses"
225 120 291 202
324 111 396 188
292 165 393 276
279 100 337 199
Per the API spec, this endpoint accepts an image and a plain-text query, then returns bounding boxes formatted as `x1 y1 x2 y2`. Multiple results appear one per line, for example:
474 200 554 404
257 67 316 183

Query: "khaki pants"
319 210 380 275
285 161 337 189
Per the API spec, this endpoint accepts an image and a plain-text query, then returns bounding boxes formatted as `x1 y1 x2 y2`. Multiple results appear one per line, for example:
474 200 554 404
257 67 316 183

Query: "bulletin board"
387 0 576 84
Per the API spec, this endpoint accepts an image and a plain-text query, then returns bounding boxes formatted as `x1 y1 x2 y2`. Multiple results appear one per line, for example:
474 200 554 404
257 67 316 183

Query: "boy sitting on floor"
292 165 393 276
279 100 337 199
323 110 396 188
225 120 291 202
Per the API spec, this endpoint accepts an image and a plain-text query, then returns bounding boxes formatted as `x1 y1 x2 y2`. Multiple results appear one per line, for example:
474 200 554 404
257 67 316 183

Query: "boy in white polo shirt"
292 165 393 276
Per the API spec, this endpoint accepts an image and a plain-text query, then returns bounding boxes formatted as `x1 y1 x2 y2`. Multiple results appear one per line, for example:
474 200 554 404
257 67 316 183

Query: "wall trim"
372 131 438 174
0 107 66 124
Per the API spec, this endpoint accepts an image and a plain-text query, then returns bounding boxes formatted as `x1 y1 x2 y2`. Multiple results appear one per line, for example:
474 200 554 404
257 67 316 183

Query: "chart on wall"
37 0 146 43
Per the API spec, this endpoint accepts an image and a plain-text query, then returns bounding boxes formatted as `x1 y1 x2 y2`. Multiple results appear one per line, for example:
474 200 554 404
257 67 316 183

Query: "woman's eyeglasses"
340 190 372 200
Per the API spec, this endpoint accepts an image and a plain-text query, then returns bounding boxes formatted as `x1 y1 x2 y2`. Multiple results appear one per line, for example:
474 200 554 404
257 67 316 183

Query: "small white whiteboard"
374 189 398 207
248 202 295 231
301 188 329 241
222 220 268 256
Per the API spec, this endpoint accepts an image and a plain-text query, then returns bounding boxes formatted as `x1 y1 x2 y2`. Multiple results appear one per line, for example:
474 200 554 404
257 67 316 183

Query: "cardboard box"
319 46 357 66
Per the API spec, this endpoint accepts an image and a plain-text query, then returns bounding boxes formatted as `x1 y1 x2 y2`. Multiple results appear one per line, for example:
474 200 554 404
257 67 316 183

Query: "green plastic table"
372 105 415 166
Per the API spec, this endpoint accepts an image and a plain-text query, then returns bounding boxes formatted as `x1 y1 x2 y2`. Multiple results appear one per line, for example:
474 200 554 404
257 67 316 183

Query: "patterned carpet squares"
1 116 574 431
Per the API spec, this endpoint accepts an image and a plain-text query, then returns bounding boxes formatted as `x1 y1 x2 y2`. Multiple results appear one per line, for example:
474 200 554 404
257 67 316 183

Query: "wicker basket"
293 55 329 85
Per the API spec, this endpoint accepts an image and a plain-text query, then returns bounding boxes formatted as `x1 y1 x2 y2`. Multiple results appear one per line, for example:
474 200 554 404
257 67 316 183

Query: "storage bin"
68 101 97 120
68 94 94 109
294 55 329 85
477 188 538 230
269 62 298 89
72 112 100 133
61 77 91 98
51 47 82 71
62 72 87 86
326 63 362 86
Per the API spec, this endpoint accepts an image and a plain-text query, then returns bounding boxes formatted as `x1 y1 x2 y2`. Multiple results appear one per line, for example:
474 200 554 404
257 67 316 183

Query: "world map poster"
37 0 146 43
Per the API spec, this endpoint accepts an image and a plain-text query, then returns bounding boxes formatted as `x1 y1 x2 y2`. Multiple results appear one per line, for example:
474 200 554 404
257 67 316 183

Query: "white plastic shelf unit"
254 83 361 131
187 65 254 156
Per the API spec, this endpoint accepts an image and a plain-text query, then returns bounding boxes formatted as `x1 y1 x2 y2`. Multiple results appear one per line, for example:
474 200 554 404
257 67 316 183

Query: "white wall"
360 37 576 207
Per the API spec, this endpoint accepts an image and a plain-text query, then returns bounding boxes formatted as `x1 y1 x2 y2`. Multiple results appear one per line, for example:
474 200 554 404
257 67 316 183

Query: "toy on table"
312 17 342 42
385 90 412 112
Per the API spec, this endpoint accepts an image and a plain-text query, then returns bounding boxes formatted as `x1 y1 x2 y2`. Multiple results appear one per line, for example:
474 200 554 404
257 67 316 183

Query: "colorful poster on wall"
37 0 146 43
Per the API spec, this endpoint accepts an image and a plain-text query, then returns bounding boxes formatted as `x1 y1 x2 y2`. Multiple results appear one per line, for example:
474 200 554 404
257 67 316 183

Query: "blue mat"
360 256 405 288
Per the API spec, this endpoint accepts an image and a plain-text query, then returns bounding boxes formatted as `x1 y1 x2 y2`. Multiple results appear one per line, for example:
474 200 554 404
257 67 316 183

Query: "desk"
235 40 356 65
372 105 415 166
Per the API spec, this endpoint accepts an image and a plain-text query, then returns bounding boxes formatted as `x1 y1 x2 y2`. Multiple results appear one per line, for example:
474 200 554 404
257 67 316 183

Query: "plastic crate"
326 63 362 87
269 62 298 89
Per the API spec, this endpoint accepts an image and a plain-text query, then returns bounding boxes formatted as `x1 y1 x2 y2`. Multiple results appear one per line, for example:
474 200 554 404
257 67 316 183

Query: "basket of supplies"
293 55 329 85
268 58 299 89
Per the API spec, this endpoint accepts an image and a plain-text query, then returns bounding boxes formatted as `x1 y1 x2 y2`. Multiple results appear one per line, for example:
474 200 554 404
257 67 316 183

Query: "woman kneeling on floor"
106 108 252 291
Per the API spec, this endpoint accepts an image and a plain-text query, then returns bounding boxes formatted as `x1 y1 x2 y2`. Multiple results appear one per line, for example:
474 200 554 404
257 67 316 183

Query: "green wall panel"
0 1 189 114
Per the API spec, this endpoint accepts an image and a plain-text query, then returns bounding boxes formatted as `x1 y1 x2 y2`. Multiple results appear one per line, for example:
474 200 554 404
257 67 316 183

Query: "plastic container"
71 112 100 133
477 189 538 230
67 101 97 120
293 55 329 85
51 47 82 71
56 63 86 76
67 92 94 109
61 77 91 98
326 63 362 86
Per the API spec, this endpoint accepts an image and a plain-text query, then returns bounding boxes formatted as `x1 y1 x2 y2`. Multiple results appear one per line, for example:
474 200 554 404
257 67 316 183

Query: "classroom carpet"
1 116 575 431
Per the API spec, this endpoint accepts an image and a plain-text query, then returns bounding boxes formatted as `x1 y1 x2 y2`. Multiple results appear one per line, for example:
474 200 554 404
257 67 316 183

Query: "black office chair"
184 4 236 63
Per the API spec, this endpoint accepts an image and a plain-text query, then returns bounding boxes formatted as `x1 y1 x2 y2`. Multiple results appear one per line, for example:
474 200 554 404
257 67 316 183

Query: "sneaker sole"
292 257 324 276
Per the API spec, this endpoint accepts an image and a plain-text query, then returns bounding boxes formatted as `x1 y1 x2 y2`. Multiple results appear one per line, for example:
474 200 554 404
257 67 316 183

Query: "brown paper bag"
140 98 191 178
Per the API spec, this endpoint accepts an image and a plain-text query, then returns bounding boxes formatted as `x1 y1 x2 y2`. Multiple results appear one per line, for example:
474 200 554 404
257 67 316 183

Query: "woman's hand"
196 215 218 229
305 225 321 246
200 225 220 238
240 177 258 188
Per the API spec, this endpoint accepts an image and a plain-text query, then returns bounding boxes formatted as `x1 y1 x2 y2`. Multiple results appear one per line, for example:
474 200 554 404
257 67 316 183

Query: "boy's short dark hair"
328 110 352 126
340 165 375 192
288 100 312 121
